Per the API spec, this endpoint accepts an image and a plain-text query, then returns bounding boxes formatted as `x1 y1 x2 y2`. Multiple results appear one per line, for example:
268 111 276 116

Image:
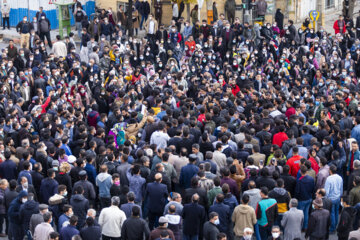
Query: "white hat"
68 155 76 164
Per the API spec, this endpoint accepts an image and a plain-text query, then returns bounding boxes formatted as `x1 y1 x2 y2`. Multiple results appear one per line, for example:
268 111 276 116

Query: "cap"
158 216 168 224
188 154 198 162
79 170 87 176
313 198 323 208
52 160 59 167
68 155 76 164
39 204 48 210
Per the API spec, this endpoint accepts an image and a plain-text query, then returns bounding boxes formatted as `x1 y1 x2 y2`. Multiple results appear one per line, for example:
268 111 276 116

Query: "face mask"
53 167 58 171
243 235 252 240
319 82 323 87
272 232 280 238
22 198 27 203
23 182 28 188
214 219 220 225
241 76 245 80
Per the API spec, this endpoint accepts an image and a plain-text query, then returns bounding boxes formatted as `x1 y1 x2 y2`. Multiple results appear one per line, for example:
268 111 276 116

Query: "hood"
88 111 98 117
245 188 261 197
272 187 287 195
16 190 28 202
97 172 111 182
24 200 38 210
72 194 86 202
49 194 65 205
237 204 253 214
165 214 181 224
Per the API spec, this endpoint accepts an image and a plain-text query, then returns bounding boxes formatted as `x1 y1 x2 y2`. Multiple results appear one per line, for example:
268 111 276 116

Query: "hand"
338 141 343 148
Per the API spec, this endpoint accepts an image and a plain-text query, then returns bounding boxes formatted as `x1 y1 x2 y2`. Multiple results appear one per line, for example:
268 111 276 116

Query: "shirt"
325 174 343 201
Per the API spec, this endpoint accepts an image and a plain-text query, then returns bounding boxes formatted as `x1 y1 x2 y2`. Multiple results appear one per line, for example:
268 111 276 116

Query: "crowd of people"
1 0 360 240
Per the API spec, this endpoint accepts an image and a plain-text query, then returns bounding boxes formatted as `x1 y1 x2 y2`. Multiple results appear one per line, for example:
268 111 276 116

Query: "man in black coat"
73 170 96 205
337 195 356 240
70 185 89 229
80 216 101 240
19 193 39 235
145 173 168 230
121 206 150 240
203 212 220 240
182 193 206 240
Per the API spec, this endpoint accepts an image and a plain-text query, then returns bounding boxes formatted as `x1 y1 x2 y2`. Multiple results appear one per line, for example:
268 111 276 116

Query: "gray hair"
87 208 96 217
111 196 120 206
290 198 298 208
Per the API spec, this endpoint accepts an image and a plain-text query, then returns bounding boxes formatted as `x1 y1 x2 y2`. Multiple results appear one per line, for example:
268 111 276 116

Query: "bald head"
192 193 199 203
155 173 162 182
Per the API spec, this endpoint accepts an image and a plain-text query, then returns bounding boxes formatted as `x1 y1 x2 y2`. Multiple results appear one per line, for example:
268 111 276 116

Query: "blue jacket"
209 202 231 233
295 175 315 201
60 225 79 240
95 173 112 198
58 213 70 231
179 164 199 189
301 133 313 147
8 190 28 224
40 177 59 204
352 125 360 144
80 225 102 240
60 144 72 156
84 163 97 185
120 202 143 218
145 182 168 214
223 193 238 214
0 159 17 181
126 170 146 203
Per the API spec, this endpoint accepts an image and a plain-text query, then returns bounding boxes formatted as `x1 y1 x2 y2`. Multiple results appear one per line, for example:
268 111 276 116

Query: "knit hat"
313 198 323 208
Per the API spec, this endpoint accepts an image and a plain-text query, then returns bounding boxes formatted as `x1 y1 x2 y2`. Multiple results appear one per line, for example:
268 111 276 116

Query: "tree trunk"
127 0 134 36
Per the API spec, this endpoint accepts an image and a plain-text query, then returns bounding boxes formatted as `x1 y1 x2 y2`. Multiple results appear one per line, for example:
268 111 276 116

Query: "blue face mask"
315 101 320 106
214 219 220 225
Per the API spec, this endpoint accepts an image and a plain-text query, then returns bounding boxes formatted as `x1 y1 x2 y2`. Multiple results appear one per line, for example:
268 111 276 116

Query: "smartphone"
260 160 264 166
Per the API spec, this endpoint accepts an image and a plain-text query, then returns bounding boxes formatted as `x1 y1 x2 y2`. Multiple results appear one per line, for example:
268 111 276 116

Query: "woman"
75 85 90 110
132 7 139 35
55 162 72 199
190 5 198 25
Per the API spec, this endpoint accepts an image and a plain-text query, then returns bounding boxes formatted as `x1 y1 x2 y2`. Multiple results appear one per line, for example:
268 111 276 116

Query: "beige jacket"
232 204 257 236
1 5 10 18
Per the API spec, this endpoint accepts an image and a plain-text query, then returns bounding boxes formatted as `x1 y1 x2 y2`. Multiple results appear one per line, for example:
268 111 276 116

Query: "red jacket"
272 132 288 147
286 155 302 177
333 20 346 34
308 157 320 174
285 107 296 119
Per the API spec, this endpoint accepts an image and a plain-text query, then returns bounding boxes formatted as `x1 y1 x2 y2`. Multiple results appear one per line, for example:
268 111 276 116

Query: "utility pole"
317 0 325 28
127 0 134 37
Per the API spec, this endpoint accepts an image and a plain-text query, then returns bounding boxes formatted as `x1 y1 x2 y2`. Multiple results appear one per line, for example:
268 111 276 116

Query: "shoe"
0 233 7 237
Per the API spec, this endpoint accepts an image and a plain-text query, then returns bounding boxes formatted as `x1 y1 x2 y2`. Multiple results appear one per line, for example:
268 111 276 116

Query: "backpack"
112 123 127 146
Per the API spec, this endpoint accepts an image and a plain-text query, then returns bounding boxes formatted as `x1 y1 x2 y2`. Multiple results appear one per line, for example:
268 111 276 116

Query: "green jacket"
207 186 222 207
349 185 360 206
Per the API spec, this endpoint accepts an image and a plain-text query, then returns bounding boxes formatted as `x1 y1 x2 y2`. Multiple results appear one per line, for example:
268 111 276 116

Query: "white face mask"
22 198 27 203
272 232 280 239
243 235 252 240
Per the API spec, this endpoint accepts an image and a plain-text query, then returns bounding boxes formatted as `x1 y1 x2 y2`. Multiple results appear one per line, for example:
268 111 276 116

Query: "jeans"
140 14 148 30
330 198 340 232
75 22 82 38
254 223 261 240
40 31 52 48
183 234 198 240
259 225 271 240
298 199 312 229
2 17 9 29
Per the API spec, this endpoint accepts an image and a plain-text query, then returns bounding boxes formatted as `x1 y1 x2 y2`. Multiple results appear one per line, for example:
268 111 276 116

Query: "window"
325 0 334 9
117 1 129 12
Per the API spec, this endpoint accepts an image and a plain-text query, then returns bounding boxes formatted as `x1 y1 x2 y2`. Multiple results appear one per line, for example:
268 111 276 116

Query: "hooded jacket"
8 190 28 224
70 194 89 228
96 172 112 198
268 187 290 214
243 188 261 210
19 199 39 231
232 204 257 236
165 213 182 240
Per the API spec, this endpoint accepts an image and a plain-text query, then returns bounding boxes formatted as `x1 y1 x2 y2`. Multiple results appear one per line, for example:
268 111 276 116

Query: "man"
164 205 181 240
281 198 303 240
16 16 33 49
60 215 80 240
150 122 170 150
139 0 150 30
347 141 360 177
0 150 17 181
98 196 127 240
207 177 223 208
324 165 343 232
70 186 89 229
1 2 10 30
203 212 220 240
209 194 231 236
19 193 39 236
149 216 176 240
315 188 332 212
39 15 52 48
126 165 146 205
295 165 314 231
333 15 346 34
0 179 7 237
286 147 302 177
8 191 28 240
29 204 49 235
163 192 183 215
33 212 54 240
58 204 73 231
144 14 158 41
40 169 59 204
305 198 330 240
256 187 278 240
337 195 356 240
80 217 102 240
179 154 199 189
121 206 150 240
224 0 236 23
212 143 227 175
268 179 290 226
120 192 142 218
96 165 112 208
146 173 168 229
350 176 360 206
182 193 206 240
232 194 257 239
52 35 67 58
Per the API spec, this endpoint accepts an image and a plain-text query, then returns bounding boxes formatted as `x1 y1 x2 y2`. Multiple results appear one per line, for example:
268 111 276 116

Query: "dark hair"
242 194 250 204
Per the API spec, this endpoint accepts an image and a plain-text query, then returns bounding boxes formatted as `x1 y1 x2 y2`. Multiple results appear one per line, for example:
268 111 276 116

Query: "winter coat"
165 213 182 240
305 209 331 239
121 216 150 240
0 188 6 214
224 0 236 16
182 202 206 236
209 202 231 233
73 180 96 201
232 204 257 237
125 114 147 139
268 187 291 214
98 205 126 238
337 206 357 239
80 225 102 240
60 225 80 240
19 200 39 231
145 181 168 214
70 194 89 228
203 221 220 240
256 0 268 15
8 190 28 224
243 188 261 210
40 177 59 204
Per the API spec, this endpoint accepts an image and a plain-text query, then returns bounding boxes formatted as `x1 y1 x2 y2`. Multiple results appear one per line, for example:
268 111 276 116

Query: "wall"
0 0 95 28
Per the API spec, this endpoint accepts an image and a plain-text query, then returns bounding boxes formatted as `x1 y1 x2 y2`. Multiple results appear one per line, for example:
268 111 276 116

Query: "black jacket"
70 194 89 228
305 208 331 239
19 200 39 231
80 225 102 240
182 202 206 236
184 187 208 208
73 180 96 201
121 216 150 240
337 206 357 239
203 221 220 240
